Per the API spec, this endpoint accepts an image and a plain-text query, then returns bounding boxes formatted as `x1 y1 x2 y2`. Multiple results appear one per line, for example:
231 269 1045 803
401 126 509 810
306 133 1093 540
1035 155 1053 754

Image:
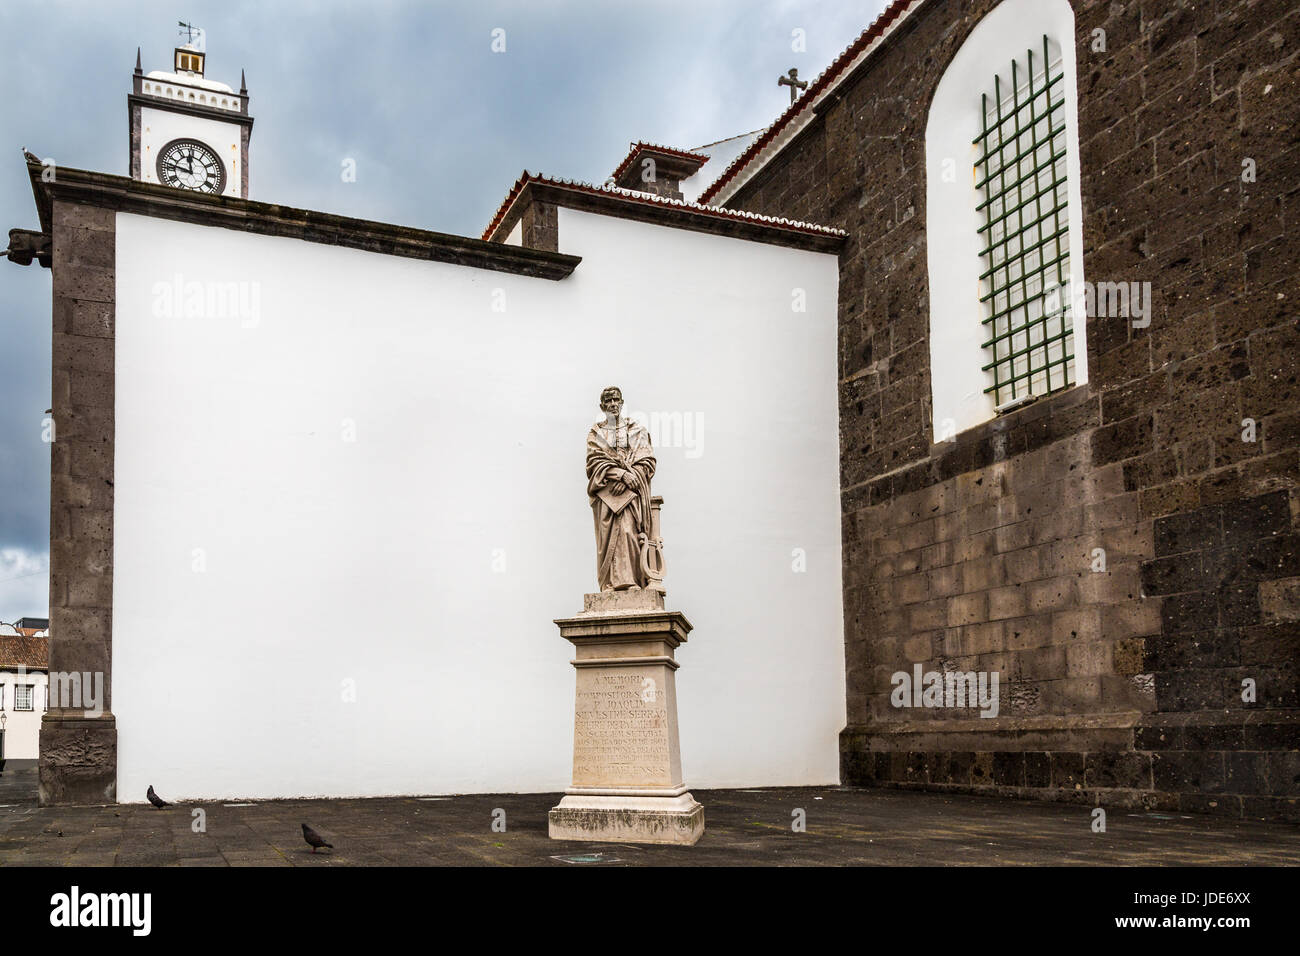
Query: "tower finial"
134 47 142 75
240 69 247 95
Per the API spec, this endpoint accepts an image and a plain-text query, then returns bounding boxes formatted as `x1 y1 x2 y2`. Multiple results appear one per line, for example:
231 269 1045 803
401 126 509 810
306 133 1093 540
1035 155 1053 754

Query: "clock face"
157 140 226 194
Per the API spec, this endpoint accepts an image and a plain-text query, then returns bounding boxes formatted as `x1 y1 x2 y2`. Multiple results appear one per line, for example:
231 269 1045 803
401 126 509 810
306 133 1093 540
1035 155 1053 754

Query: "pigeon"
146 785 170 808
301 823 333 853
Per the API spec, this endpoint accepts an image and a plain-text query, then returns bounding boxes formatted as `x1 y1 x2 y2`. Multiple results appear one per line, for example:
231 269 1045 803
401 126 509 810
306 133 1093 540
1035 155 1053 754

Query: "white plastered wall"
924 0 1088 441
111 206 844 800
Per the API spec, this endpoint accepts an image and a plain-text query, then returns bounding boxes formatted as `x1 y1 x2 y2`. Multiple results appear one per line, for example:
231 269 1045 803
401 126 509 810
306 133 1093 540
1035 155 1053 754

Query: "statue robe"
586 417 656 591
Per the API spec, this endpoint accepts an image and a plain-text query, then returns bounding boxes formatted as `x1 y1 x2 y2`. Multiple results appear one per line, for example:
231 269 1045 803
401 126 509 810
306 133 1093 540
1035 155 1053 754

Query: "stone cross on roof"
778 68 808 104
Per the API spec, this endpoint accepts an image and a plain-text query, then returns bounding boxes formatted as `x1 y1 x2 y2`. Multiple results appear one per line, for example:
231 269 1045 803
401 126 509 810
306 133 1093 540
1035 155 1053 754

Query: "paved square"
1 766 1296 865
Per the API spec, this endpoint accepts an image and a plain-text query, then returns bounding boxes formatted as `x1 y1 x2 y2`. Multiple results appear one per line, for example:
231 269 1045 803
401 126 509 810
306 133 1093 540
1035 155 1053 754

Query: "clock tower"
129 28 252 198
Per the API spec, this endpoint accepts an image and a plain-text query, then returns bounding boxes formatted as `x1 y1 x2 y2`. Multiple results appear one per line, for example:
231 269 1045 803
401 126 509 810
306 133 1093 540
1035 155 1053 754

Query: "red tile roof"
482 171 846 243
0 635 48 671
697 0 920 205
610 141 710 184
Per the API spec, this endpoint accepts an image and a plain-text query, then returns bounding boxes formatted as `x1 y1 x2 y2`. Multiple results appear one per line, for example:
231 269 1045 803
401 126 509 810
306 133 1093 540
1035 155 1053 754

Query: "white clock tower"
129 28 252 198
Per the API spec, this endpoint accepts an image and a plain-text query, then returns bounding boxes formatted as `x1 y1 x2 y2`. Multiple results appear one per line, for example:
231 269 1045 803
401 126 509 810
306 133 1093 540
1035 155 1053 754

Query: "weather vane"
177 21 206 52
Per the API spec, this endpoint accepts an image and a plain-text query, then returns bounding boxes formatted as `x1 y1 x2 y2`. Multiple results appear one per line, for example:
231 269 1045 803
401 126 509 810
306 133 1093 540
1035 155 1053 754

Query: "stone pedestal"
549 589 704 846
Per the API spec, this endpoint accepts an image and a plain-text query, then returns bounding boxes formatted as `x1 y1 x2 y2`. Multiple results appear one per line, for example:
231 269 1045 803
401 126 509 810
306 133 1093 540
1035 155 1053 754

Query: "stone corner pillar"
39 712 117 806
41 197 119 807
548 589 704 846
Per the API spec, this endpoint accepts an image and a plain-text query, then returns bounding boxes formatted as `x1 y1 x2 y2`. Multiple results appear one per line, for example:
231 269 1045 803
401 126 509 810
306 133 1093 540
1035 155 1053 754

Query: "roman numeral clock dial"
157 140 225 193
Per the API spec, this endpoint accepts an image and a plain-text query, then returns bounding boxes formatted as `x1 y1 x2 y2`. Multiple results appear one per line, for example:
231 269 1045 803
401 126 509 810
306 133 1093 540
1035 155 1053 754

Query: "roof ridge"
697 0 920 205
688 128 766 152
609 141 712 184
482 170 847 242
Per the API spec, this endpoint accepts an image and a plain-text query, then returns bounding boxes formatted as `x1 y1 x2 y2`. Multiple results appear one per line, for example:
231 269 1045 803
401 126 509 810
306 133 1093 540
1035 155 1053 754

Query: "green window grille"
973 35 1075 409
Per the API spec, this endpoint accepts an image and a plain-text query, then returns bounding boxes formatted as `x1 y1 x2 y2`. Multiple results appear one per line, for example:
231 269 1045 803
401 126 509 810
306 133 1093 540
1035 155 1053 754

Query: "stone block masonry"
722 0 1300 819
42 199 118 806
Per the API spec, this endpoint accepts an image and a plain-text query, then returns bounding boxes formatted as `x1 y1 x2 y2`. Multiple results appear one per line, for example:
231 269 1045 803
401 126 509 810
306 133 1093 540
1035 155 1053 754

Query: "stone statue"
586 386 663 592
552 387 699 846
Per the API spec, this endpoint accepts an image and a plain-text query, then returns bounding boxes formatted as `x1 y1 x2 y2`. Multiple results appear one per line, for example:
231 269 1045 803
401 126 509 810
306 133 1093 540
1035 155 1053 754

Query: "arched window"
924 0 1088 441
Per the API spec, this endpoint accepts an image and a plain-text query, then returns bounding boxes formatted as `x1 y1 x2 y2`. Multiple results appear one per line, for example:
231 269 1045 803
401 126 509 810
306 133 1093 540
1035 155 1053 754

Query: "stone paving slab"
0 771 1297 866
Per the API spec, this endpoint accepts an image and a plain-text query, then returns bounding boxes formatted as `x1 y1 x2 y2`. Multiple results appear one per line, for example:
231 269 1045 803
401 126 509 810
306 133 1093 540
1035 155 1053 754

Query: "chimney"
610 143 709 201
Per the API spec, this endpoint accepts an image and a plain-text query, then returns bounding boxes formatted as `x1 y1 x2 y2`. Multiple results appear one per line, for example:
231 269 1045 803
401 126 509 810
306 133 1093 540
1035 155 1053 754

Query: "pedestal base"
550 594 703 846
549 791 705 846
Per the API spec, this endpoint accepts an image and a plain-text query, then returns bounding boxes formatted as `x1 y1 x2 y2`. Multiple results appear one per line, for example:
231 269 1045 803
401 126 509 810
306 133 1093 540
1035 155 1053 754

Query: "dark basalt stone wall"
722 0 1299 819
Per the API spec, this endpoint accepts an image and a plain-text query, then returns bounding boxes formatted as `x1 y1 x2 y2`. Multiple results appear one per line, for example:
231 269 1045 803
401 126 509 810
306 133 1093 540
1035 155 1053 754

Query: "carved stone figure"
586 386 657 592
552 387 698 846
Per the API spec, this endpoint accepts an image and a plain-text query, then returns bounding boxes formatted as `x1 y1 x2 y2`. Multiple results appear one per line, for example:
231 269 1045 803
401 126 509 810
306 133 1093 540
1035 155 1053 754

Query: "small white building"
0 622 49 763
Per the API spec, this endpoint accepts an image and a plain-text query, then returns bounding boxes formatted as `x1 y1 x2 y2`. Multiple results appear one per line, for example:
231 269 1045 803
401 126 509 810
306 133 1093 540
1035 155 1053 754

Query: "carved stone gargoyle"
5 228 52 268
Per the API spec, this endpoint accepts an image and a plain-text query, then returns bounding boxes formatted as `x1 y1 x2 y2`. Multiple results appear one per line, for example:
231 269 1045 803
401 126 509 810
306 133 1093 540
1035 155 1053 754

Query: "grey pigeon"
146 785 170 808
302 823 333 853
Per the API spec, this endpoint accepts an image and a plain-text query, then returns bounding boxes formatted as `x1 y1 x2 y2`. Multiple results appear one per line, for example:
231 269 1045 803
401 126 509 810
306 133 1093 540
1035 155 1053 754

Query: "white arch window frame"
924 0 1089 443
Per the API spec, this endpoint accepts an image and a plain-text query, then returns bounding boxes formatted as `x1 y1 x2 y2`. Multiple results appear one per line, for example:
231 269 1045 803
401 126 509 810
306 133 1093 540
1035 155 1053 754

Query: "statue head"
599 386 623 417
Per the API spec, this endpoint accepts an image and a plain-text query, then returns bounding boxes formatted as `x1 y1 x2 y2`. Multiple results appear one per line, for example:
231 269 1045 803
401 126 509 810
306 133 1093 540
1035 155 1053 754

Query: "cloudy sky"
0 0 888 623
